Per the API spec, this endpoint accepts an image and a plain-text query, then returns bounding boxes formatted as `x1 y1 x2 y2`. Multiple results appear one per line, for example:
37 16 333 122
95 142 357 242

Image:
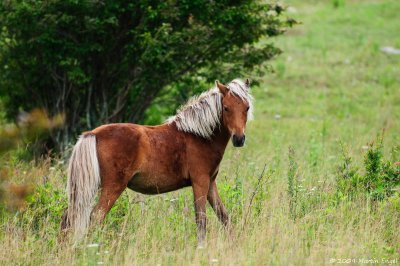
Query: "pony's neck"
210 123 231 150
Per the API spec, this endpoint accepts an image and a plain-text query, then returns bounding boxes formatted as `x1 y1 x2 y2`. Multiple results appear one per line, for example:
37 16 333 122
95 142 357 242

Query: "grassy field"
1 0 400 265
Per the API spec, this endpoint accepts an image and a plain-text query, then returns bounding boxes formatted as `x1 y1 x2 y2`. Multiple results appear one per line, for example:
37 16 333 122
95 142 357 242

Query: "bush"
23 181 67 234
0 0 295 150
362 140 400 200
335 138 400 201
335 142 362 201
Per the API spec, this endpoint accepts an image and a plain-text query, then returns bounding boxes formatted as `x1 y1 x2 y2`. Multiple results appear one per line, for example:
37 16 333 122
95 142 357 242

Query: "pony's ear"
245 78 251 87
215 80 229 95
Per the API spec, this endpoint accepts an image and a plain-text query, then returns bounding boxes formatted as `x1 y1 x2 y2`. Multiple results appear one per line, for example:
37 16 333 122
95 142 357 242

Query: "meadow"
1 0 399 265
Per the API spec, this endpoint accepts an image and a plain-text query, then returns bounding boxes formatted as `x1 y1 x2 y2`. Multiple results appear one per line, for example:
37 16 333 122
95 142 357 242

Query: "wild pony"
61 78 253 245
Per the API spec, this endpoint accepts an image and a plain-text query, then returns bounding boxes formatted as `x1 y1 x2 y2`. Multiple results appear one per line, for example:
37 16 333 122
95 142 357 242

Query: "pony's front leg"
207 180 230 227
192 176 210 247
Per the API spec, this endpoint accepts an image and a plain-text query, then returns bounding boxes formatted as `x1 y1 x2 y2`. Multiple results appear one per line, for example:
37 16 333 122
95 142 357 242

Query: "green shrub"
24 182 67 233
335 142 362 201
362 141 400 200
335 138 400 201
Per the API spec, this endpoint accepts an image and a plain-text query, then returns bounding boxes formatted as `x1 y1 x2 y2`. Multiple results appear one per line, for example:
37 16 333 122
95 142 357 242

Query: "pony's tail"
66 134 100 239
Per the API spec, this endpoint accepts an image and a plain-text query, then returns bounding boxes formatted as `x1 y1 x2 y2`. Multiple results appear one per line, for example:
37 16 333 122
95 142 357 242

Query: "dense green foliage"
336 138 400 201
0 0 293 149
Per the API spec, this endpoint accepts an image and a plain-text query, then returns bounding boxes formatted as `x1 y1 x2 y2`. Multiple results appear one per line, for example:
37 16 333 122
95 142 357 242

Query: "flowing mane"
166 79 253 138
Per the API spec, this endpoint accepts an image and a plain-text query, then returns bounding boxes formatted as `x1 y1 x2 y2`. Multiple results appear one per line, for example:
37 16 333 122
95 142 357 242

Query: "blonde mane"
166 79 253 138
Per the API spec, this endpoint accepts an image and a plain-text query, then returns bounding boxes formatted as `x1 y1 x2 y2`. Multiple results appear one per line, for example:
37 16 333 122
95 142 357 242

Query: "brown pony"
61 78 253 245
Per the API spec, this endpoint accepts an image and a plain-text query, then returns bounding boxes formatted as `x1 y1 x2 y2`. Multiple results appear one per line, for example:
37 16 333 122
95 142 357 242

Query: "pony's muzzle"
232 134 245 147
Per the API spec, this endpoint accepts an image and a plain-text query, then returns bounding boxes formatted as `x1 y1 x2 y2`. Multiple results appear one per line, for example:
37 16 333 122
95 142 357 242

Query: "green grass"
1 0 400 265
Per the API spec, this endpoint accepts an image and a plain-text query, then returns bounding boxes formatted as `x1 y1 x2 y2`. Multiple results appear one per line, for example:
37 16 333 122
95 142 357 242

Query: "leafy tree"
0 0 294 150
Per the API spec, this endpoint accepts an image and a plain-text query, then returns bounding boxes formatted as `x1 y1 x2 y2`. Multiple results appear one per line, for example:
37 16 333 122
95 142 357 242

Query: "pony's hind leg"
91 180 127 224
60 208 69 230
58 208 70 243
90 165 129 225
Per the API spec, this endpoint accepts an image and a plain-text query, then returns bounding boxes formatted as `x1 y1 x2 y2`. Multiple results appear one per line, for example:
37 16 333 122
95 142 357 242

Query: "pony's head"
216 79 252 147
167 78 253 143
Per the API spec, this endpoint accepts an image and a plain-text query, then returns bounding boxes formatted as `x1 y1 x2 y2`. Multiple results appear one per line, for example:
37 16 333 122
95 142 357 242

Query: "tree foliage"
0 0 293 150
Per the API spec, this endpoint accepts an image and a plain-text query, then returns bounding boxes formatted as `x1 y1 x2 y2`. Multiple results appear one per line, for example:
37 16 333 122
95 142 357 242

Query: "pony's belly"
127 173 191 195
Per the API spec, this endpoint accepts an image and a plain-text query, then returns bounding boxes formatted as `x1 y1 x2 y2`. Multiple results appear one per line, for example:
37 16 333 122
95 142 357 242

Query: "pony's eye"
246 106 250 111
224 106 229 112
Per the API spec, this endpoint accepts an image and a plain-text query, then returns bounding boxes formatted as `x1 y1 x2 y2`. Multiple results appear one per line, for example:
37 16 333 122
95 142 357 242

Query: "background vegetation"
0 0 292 150
0 0 399 265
